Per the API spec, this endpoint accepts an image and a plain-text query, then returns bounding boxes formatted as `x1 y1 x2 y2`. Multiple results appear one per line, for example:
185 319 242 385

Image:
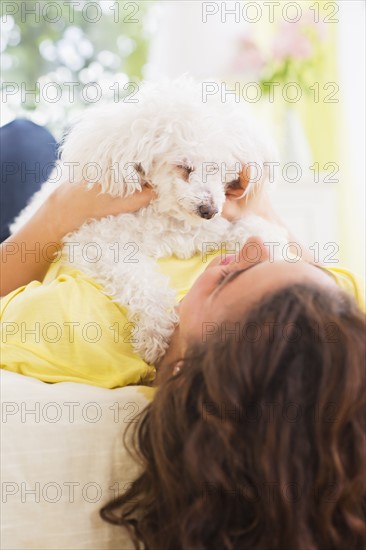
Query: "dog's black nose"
198 204 219 219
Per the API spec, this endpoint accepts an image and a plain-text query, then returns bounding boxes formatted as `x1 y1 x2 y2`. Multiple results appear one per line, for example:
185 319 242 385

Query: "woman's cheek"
179 301 204 349
179 266 226 346
179 276 212 337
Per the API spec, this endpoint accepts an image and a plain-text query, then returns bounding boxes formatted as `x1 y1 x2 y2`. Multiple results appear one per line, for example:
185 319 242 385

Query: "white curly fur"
11 77 287 365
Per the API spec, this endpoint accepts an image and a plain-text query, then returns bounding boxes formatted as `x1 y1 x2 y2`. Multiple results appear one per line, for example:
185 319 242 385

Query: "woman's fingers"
117 185 157 213
50 181 157 237
95 184 157 216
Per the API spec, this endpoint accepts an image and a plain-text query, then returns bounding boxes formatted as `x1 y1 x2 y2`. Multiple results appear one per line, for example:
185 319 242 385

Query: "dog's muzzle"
198 203 219 219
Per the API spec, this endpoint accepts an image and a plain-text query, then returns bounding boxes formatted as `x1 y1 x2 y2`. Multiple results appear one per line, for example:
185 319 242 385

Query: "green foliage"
1 1 155 134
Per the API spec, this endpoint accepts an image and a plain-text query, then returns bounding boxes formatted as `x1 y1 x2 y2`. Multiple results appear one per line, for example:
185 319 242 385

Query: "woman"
1 178 365 548
95 181 364 549
101 275 366 550
3 169 336 388
1 177 359 380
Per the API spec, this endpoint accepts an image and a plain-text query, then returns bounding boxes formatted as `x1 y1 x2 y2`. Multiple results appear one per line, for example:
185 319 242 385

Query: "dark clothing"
0 119 58 242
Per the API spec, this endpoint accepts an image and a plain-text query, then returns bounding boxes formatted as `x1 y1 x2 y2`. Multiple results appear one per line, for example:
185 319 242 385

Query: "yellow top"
0 254 214 388
1 257 363 388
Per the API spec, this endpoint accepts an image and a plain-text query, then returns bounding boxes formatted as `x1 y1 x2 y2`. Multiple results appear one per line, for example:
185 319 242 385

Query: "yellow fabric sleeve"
325 266 365 310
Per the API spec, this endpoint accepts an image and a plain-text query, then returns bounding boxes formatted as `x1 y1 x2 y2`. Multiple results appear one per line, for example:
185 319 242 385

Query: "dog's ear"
134 163 149 184
102 161 149 196
225 164 251 199
240 165 252 192
59 104 148 197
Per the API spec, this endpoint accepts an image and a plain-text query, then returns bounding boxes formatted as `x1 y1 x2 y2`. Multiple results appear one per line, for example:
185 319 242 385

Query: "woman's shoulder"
0 262 156 388
325 266 365 309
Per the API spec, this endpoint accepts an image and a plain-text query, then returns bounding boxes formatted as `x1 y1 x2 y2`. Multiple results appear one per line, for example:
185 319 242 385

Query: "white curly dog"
11 78 287 365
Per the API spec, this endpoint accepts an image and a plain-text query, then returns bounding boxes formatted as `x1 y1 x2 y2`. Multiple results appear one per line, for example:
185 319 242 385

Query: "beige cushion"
1 370 153 549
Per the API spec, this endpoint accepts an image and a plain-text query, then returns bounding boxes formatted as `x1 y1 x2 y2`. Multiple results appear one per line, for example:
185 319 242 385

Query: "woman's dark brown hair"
101 284 366 549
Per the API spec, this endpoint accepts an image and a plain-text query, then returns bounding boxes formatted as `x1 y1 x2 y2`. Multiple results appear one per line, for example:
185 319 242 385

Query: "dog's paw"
132 309 179 365
226 215 288 254
134 327 175 365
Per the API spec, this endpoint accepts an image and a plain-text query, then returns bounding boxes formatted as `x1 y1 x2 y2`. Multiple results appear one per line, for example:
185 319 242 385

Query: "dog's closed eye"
176 164 194 180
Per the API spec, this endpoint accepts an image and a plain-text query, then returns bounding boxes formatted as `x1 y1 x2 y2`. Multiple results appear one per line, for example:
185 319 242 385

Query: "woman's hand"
0 181 156 296
49 181 157 239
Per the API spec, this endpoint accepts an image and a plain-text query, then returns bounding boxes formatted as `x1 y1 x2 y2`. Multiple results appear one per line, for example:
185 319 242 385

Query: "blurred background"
1 0 365 280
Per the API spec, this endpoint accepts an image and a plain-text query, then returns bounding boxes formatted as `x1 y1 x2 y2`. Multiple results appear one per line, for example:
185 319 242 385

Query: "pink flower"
302 11 328 41
272 21 313 61
232 34 265 76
